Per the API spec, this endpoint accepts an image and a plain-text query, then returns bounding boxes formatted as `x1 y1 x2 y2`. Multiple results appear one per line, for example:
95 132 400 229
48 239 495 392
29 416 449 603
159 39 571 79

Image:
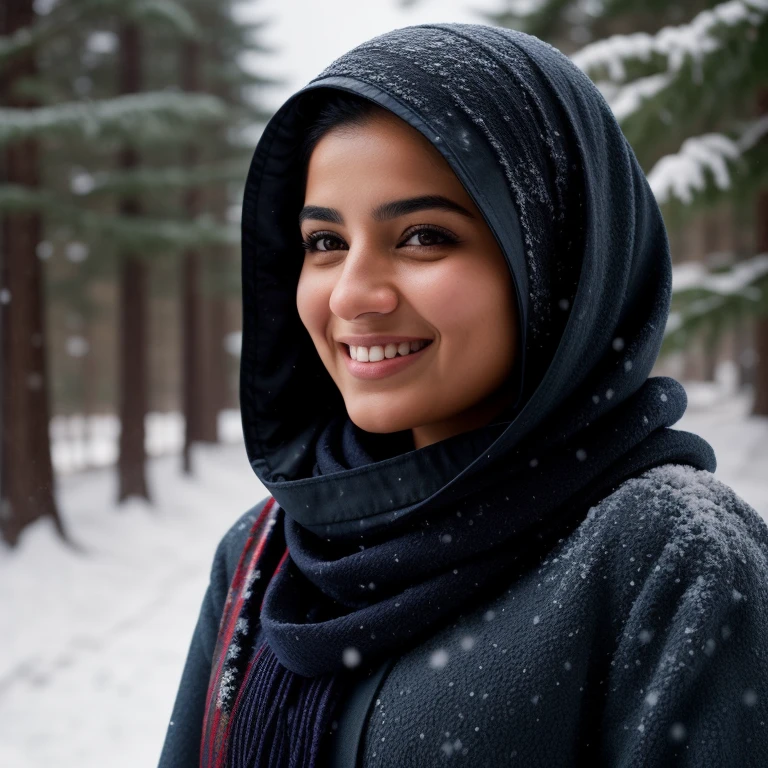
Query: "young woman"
159 23 768 768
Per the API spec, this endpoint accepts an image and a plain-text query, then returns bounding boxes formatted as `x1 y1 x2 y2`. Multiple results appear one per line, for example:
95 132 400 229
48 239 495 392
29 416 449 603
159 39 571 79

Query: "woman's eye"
301 226 457 255
302 233 345 252
402 228 452 247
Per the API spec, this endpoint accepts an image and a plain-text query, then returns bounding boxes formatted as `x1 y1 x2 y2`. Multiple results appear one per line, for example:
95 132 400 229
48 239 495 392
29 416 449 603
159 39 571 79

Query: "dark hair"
297 89 383 183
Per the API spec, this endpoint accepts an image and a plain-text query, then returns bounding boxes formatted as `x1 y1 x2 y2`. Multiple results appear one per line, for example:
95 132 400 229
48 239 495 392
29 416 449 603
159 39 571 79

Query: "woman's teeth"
349 340 430 362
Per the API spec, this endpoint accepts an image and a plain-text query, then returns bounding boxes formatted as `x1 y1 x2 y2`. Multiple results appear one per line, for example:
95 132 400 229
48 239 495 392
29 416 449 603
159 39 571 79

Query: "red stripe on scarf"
200 497 277 768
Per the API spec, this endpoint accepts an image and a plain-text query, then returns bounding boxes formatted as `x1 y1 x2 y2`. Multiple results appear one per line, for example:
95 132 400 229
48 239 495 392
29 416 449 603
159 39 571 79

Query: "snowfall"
1 381 767 767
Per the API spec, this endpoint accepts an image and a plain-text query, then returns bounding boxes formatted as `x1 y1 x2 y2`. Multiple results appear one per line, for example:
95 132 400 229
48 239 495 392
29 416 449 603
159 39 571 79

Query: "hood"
239 22 715 540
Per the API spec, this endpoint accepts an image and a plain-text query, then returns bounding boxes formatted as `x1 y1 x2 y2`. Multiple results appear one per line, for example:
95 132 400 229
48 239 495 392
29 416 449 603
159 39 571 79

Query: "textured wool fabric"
157 21 768 768
344 464 768 766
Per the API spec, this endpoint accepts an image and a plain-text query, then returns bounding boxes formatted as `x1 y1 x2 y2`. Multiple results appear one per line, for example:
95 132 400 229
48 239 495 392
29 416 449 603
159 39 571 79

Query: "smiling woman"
296 98 518 447
158 22 768 768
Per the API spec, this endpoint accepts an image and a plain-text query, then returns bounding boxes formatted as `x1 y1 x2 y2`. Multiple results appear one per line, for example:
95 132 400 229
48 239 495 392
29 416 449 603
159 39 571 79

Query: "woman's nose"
328 249 398 320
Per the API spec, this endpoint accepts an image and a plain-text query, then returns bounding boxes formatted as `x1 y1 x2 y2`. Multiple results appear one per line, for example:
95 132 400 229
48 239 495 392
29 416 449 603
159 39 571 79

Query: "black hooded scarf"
239 23 715 680
154 21 768 768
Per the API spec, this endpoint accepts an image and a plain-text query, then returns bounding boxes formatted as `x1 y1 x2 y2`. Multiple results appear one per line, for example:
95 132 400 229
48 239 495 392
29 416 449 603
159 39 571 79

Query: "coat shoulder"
588 466 768 765
552 463 768 614
582 464 767 562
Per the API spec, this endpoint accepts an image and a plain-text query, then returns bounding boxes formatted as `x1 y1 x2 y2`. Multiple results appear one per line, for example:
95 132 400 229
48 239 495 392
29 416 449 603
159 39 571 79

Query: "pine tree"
0 0 277 540
116 20 150 503
0 0 64 546
180 36 205 475
174 0 282 473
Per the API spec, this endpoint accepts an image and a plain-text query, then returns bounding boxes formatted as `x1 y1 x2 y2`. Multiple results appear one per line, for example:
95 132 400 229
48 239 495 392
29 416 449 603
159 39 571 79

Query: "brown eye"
411 230 442 246
401 226 457 248
301 232 346 253
316 235 344 252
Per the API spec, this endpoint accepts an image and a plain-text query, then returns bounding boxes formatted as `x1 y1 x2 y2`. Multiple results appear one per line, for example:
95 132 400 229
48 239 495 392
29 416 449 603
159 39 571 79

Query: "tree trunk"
116 22 150 502
753 89 768 416
118 248 150 500
206 292 229 428
753 187 768 415
197 276 221 444
205 39 238 428
0 0 65 546
0 0 64 546
202 156 232 439
181 245 204 472
180 39 213 470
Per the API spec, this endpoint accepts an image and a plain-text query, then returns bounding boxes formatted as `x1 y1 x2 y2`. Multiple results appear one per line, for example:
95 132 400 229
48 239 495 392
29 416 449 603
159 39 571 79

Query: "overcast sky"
238 0 505 112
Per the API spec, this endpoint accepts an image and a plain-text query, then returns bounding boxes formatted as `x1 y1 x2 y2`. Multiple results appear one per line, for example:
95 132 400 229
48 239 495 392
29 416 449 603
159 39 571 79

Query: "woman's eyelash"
300 226 458 253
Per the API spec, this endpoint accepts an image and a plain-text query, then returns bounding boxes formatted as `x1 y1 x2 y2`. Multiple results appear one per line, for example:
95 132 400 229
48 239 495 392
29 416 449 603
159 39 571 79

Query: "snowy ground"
1 392 766 768
0 412 267 768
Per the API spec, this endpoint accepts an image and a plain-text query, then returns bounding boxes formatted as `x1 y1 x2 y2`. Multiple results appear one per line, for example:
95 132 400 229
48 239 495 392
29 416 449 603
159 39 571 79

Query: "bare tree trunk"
0 0 64 546
206 292 229 431
205 38 238 429
181 244 204 472
180 39 215 470
197 277 220 444
753 89 768 416
201 161 232 441
753 188 768 415
116 22 150 502
118 247 150 500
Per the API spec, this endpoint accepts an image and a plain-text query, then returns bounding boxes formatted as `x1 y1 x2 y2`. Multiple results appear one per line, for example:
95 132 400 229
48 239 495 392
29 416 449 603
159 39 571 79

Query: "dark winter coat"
161 467 768 766
158 22 768 767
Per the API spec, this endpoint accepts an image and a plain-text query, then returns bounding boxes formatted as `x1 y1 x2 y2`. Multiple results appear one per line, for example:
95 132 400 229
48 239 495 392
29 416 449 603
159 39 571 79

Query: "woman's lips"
339 340 433 380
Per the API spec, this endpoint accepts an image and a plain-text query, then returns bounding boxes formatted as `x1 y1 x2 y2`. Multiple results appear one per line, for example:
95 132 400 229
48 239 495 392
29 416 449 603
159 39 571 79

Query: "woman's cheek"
411 262 488 346
296 269 329 343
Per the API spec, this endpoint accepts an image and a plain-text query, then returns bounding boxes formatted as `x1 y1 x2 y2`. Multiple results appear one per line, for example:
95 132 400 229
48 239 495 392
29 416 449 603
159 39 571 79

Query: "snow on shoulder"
540 463 768 762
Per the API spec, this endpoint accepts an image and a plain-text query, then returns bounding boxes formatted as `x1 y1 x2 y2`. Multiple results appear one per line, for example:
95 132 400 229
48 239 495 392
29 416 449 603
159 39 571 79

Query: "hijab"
208 22 716 767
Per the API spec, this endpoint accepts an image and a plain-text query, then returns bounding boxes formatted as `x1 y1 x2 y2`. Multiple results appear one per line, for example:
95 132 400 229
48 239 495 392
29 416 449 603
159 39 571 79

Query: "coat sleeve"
600 469 768 767
156 498 271 768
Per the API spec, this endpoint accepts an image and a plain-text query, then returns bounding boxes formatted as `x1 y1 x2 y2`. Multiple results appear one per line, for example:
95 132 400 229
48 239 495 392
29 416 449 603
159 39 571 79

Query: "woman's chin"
344 401 421 435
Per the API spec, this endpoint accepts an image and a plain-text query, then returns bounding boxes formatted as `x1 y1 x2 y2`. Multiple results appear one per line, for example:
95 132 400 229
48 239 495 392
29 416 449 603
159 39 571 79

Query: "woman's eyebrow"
298 194 476 226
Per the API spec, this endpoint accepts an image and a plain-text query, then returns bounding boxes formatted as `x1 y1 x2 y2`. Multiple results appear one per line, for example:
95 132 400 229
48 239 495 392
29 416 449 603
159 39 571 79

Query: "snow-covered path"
0 391 766 767
0 439 267 768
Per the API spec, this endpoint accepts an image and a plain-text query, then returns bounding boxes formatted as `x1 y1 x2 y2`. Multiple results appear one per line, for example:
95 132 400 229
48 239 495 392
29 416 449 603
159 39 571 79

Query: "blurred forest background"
1 0 281 545
1 0 767 764
2 0 767 548
2 0 767 547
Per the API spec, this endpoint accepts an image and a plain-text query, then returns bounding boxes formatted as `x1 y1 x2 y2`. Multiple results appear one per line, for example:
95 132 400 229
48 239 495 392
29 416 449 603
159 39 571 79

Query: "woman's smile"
338 336 434 379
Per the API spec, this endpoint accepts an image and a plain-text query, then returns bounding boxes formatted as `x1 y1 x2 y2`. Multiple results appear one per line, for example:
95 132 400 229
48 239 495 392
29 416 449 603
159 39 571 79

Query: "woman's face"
297 108 518 449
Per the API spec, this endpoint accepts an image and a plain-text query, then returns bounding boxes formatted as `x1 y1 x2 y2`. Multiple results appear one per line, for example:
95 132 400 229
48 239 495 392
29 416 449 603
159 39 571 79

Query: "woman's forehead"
303 116 479 216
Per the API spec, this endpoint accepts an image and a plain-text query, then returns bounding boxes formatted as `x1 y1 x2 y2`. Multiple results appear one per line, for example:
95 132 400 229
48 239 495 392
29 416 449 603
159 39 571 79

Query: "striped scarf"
200 498 346 768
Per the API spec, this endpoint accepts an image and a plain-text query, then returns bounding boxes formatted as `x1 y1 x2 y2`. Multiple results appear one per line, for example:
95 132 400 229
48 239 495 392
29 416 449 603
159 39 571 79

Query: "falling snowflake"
430 648 450 669
343 647 361 668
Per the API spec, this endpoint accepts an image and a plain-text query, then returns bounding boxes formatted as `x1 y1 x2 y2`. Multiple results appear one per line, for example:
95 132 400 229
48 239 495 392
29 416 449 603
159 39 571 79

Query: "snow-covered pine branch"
572 0 768 83
0 184 238 250
597 72 672 122
0 0 198 68
0 91 228 145
647 116 768 206
649 134 740 206
672 253 768 297
0 0 102 66
68 160 249 197
124 0 198 39
664 253 768 349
